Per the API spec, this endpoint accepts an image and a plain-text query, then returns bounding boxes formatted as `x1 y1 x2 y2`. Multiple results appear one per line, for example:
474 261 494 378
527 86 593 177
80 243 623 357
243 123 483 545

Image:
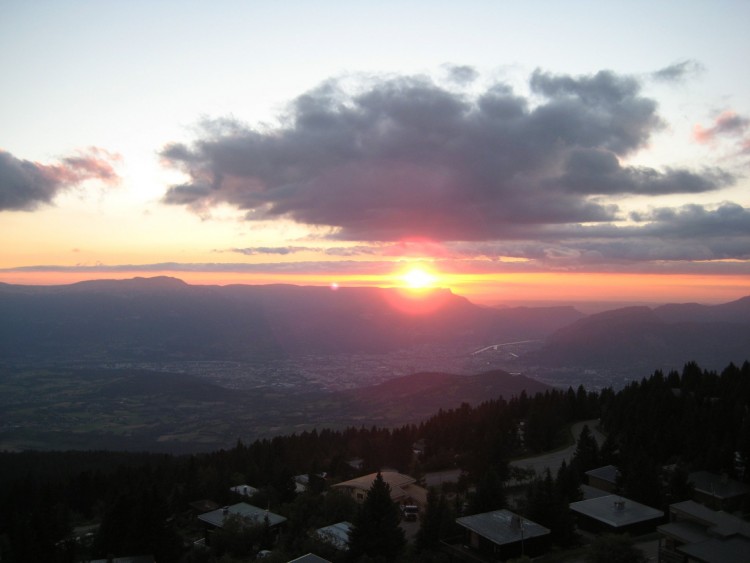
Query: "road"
510 419 605 477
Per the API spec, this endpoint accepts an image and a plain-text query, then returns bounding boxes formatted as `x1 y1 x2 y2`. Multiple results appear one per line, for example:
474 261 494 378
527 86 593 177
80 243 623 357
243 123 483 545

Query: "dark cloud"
558 149 732 195
228 240 455 258
0 148 120 211
454 203 750 264
629 202 750 239
651 60 704 82
230 246 310 256
160 69 734 241
444 64 479 85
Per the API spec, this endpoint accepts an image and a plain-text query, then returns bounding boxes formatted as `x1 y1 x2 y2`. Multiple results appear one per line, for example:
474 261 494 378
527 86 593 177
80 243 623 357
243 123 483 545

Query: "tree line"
0 361 747 562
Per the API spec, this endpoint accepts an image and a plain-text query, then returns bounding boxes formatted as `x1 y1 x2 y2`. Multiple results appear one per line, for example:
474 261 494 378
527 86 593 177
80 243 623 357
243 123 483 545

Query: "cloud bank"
0 148 120 211
161 68 736 243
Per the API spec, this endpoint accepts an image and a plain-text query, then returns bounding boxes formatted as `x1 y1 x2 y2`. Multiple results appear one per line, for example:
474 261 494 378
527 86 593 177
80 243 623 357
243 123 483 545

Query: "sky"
1 0 749 306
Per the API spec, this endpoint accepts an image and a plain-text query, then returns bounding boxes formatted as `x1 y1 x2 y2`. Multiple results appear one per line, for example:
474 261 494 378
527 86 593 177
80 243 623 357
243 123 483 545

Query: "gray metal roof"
658 520 712 544
585 465 619 484
287 554 332 563
315 521 351 550
456 509 550 546
581 484 611 500
677 536 750 563
569 495 663 528
198 502 287 528
689 471 750 500
669 500 750 538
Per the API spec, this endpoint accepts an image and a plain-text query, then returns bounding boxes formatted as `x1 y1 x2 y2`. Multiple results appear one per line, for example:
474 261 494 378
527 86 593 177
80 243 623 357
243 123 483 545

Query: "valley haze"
1 276 748 453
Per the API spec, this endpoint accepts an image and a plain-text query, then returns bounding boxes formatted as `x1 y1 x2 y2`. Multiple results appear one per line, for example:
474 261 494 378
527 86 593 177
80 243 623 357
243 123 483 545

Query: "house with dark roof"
688 471 750 511
585 465 619 493
451 509 551 560
197 502 287 546
657 500 750 563
569 494 664 535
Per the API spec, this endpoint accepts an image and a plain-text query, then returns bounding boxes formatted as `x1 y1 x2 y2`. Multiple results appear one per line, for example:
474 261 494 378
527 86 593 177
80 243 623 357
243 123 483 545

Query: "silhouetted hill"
0 365 552 453
0 277 584 362
328 369 551 425
530 298 750 372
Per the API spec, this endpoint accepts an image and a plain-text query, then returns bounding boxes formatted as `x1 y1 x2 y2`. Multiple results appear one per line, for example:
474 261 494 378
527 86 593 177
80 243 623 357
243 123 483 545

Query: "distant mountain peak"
70 276 189 291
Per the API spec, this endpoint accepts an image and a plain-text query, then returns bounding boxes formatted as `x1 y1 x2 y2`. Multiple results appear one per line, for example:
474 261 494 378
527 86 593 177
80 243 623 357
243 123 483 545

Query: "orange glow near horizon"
0 269 748 306
399 266 439 289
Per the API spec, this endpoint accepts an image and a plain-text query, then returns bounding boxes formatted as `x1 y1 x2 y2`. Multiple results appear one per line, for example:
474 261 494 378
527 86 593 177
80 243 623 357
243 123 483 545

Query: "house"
688 471 750 511
89 557 154 563
332 471 428 509
585 465 620 493
569 494 664 535
657 500 750 563
287 554 332 563
230 484 259 498
453 509 551 560
197 502 287 546
581 484 611 500
314 521 351 551
189 499 219 514
294 472 327 493
346 458 364 471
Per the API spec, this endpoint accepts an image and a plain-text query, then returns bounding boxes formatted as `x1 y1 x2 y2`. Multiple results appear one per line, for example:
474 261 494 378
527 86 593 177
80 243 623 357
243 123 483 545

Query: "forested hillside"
0 361 748 562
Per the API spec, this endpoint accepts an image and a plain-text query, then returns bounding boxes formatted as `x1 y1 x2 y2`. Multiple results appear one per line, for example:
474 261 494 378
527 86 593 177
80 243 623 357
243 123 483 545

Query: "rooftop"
229 484 259 497
287 554 332 563
198 502 287 529
689 471 750 500
332 471 418 501
315 521 351 550
677 536 750 563
569 495 663 528
456 509 550 546
669 500 750 538
585 465 619 484
658 520 712 545
581 484 611 500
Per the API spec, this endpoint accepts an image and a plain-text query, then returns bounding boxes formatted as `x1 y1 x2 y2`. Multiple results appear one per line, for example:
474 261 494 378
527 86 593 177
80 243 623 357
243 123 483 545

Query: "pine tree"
348 472 406 561
468 468 506 514
416 488 455 551
571 424 601 479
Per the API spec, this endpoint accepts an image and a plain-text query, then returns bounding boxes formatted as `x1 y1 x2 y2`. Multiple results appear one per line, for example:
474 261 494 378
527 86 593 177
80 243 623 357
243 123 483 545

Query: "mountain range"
532 296 750 372
2 276 749 373
0 276 583 362
2 276 749 451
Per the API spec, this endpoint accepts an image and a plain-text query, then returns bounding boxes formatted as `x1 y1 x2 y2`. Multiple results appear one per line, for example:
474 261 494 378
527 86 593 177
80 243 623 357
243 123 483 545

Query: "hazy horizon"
2 1 749 305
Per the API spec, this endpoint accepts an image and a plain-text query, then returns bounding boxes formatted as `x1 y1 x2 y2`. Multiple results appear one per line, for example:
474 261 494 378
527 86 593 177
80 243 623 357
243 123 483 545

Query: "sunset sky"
1 1 749 306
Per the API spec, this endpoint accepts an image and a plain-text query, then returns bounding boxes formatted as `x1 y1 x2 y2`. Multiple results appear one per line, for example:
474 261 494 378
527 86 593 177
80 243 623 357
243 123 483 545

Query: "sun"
401 267 438 289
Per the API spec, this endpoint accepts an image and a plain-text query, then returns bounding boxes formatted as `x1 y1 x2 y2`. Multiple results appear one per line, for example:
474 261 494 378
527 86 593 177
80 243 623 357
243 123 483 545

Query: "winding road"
510 419 605 477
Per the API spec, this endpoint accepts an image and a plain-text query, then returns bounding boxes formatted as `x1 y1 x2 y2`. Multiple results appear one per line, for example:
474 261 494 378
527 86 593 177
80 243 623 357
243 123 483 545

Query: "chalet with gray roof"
451 509 551 560
688 470 750 511
658 500 750 563
197 502 286 546
585 464 619 493
569 494 664 535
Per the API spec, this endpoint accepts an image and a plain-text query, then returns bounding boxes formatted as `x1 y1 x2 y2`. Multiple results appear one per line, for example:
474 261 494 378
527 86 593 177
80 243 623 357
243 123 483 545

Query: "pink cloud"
693 110 750 144
45 147 121 186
